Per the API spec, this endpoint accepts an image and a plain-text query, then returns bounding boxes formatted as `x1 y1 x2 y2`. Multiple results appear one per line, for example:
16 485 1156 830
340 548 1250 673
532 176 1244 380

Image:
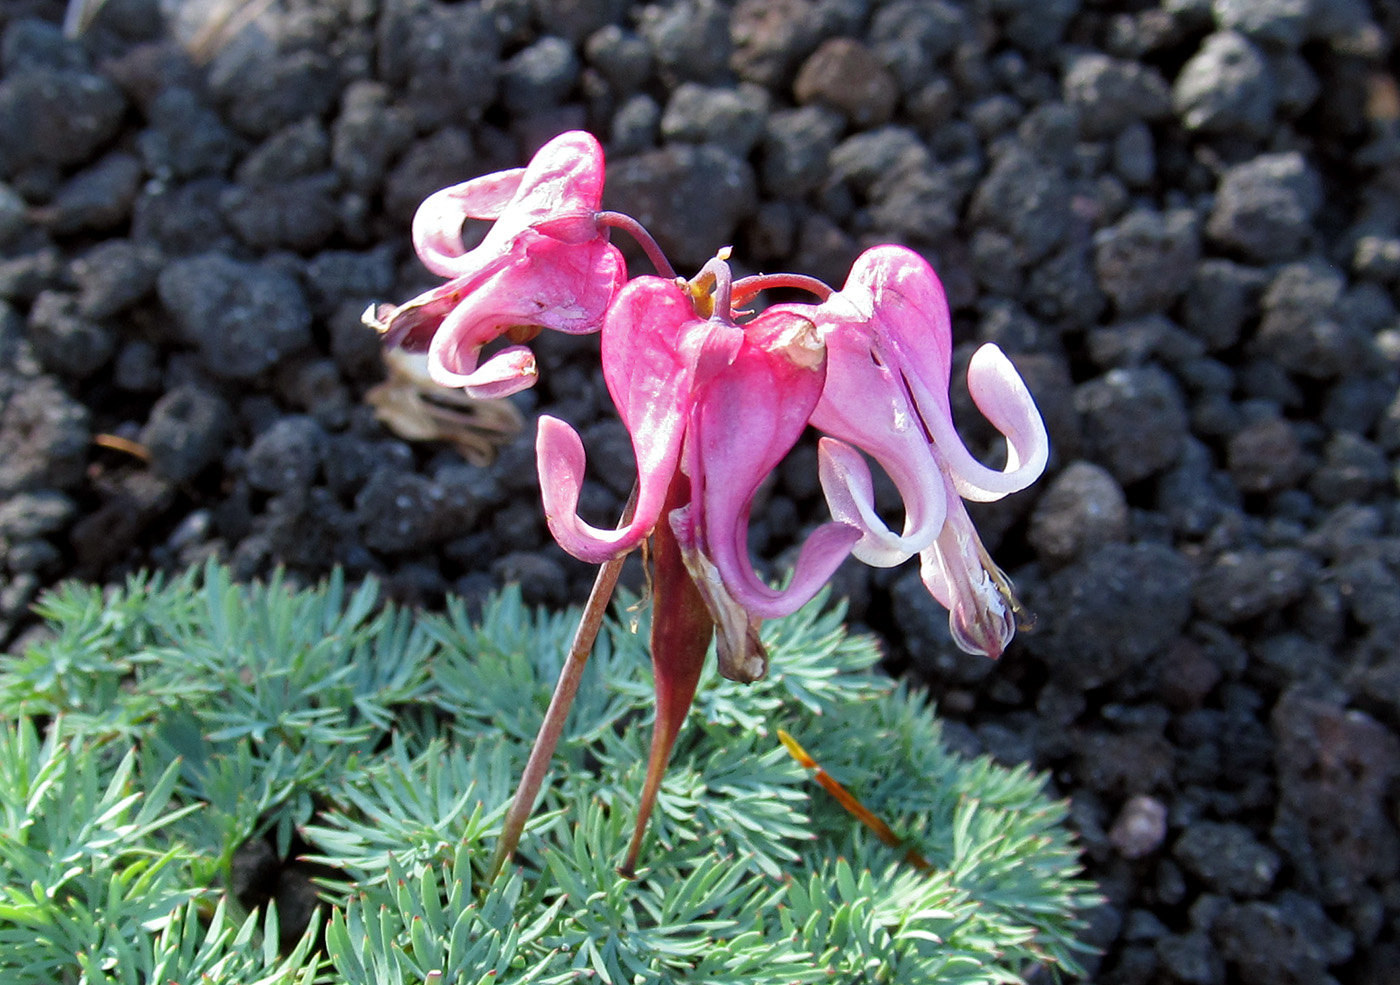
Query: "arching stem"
731 272 835 306
596 211 676 279
488 486 639 882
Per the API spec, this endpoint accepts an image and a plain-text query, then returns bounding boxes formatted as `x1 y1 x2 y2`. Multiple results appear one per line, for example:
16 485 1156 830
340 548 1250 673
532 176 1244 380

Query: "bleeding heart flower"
363 131 625 398
809 245 1049 658
538 271 859 674
535 265 860 874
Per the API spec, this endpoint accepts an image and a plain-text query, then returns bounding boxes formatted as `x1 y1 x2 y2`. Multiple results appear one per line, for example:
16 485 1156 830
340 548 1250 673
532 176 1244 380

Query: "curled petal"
429 343 536 399
412 169 526 278
908 343 1049 503
686 311 859 619
424 241 625 395
535 416 672 563
816 437 947 567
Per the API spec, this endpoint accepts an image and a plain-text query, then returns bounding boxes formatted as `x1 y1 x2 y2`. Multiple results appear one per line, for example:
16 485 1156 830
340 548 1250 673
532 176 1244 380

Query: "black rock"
869 0 968 92
1028 461 1130 568
1206 153 1321 263
1227 417 1306 494
40 152 144 235
1307 432 1390 506
1093 208 1200 317
69 239 161 319
1250 260 1366 380
140 385 232 483
137 87 239 180
208 48 339 139
1181 259 1265 352
221 174 341 253
729 0 822 90
609 94 660 155
970 145 1072 266
377 0 500 130
234 118 329 187
1062 53 1171 138
1076 367 1189 486
1028 542 1195 689
0 373 89 495
330 81 415 196
794 38 899 129
583 24 652 92
1172 31 1275 138
501 36 581 116
244 416 327 496
25 291 114 381
603 143 756 272
130 177 235 255
1212 0 1313 49
1173 821 1280 897
157 253 312 380
660 82 769 158
0 490 77 541
760 105 843 199
638 0 731 85
0 67 127 176
491 550 570 606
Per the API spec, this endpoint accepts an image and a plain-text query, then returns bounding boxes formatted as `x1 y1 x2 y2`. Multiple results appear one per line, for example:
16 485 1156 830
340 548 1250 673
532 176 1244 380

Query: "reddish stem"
731 273 835 307
596 211 677 279
488 487 639 882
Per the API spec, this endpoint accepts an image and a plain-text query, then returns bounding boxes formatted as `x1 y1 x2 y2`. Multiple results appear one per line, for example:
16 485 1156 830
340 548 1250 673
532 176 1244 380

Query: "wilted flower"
809 245 1049 657
363 131 625 398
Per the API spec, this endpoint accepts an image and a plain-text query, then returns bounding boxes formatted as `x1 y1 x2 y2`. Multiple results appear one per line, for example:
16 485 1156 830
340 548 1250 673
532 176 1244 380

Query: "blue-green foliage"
0 561 1095 983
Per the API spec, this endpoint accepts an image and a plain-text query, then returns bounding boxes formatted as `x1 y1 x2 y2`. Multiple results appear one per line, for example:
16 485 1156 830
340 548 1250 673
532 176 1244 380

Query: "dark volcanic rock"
0 67 127 176
1272 690 1400 907
1075 367 1189 486
603 143 756 272
793 38 899 128
1029 543 1195 689
1207 153 1321 264
140 386 232 483
0 374 90 495
157 253 313 380
1173 821 1281 898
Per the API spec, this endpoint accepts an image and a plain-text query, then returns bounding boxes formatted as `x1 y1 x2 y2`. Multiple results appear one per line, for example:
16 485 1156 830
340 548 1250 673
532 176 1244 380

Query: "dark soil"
2 0 1399 981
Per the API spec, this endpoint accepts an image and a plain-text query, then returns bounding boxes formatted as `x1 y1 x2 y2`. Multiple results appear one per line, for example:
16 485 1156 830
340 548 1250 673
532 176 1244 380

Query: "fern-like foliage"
0 560 1096 984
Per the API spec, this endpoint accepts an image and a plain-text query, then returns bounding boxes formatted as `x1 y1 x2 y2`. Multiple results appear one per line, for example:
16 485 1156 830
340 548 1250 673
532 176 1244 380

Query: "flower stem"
596 211 676 279
731 272 835 304
487 486 639 882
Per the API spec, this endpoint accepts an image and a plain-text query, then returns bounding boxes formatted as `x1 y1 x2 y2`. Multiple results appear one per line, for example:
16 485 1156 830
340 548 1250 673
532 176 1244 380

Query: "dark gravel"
2 1 1399 982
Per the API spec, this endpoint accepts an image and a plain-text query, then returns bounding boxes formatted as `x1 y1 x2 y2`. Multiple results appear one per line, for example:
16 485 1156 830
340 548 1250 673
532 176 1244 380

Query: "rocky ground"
2 0 1399 981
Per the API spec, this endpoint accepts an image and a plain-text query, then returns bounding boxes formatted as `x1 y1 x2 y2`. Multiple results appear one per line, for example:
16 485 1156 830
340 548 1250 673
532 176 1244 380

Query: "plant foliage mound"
0 562 1095 983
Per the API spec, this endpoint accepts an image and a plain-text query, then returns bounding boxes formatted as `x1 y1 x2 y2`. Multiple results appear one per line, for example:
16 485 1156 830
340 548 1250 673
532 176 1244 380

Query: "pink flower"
535 268 860 874
810 245 1049 658
537 273 859 676
364 131 625 398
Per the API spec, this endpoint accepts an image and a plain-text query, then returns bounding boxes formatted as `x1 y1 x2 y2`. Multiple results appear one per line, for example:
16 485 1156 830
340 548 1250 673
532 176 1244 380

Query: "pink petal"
411 169 525 278
917 482 1018 659
536 277 704 564
905 343 1049 503
684 309 858 619
809 277 951 563
536 416 664 562
816 437 947 567
423 240 624 392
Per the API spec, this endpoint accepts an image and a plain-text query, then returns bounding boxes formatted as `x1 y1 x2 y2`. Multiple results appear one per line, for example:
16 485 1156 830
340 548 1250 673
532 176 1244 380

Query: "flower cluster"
370 130 1049 871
